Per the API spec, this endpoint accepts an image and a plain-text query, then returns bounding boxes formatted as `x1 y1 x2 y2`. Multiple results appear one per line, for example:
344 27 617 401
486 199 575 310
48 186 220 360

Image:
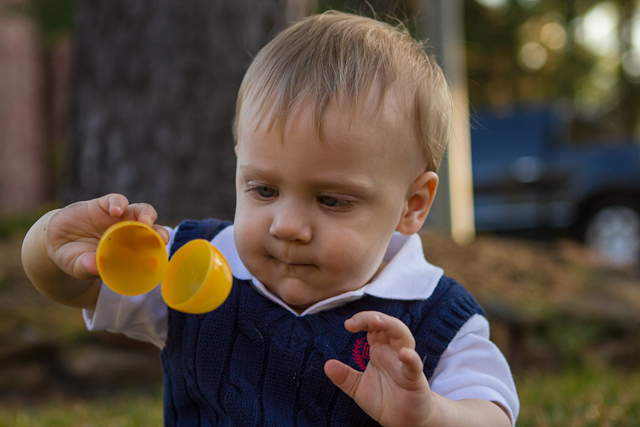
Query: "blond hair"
234 11 452 172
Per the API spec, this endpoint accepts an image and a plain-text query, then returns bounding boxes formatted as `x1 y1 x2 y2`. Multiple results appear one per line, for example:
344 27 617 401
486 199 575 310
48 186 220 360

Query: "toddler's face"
234 103 419 312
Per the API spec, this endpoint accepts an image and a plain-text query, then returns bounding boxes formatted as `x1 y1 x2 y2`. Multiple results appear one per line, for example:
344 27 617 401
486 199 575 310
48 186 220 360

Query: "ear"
396 171 439 235
234 144 238 156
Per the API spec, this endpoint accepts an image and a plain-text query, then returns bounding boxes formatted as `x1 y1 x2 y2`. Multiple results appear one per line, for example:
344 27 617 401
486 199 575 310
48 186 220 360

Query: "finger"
324 359 362 399
153 225 170 245
347 312 412 342
122 203 158 225
398 347 427 383
97 194 129 218
344 311 382 333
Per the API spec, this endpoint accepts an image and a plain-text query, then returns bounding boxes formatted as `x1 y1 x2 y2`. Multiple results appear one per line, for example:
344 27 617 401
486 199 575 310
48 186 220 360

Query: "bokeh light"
475 0 509 10
573 2 620 58
540 22 566 51
519 41 547 71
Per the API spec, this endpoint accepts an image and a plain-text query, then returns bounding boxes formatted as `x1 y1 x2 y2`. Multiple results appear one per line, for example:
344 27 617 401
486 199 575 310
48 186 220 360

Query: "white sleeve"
429 314 519 426
81 226 176 349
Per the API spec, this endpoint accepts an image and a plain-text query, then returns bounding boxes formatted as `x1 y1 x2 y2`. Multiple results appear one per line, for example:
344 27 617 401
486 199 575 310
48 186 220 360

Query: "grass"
0 389 163 427
1 367 639 426
516 367 640 427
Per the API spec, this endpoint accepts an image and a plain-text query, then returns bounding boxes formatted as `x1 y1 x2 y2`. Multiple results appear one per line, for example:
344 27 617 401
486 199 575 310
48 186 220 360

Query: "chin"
280 292 315 310
272 280 317 309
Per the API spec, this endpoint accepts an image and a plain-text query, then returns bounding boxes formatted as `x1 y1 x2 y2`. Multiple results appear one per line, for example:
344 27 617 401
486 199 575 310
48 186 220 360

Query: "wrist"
420 391 444 427
418 395 512 427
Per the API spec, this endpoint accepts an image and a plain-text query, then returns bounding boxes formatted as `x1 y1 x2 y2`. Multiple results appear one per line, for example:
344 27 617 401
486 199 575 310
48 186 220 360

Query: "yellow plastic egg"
161 239 233 314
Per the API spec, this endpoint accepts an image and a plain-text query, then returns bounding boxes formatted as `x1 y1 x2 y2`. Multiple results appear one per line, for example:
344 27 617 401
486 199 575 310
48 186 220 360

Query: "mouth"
279 259 313 267
269 255 313 268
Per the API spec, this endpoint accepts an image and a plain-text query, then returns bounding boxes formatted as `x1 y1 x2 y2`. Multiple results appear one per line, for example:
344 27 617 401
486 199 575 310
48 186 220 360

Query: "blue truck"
470 105 640 266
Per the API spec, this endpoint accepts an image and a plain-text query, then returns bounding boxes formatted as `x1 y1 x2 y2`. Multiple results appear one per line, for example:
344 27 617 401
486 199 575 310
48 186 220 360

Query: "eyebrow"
238 164 378 195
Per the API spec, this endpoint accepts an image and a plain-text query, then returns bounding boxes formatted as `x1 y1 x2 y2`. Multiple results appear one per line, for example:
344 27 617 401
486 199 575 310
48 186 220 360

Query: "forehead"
239 102 380 157
239 90 417 154
236 100 423 189
241 102 386 156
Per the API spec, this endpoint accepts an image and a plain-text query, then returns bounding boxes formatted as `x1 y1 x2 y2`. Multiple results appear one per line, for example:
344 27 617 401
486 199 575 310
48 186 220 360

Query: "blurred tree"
63 0 313 224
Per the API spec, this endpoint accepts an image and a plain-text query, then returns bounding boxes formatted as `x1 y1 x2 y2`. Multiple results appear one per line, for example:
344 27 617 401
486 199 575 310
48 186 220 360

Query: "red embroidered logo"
352 337 370 371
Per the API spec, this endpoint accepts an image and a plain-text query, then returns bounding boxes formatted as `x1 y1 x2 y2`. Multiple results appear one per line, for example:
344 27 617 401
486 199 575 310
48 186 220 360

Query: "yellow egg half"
96 221 168 296
162 239 233 314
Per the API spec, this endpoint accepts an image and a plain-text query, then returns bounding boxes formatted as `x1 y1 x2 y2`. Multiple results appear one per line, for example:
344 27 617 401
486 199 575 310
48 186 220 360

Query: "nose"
269 202 312 243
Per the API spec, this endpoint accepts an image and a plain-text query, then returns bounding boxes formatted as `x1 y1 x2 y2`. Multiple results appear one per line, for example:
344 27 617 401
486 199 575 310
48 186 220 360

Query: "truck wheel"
581 200 640 267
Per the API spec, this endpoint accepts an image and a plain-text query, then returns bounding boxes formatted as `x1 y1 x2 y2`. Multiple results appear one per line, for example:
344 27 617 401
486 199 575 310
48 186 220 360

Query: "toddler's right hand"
45 194 169 281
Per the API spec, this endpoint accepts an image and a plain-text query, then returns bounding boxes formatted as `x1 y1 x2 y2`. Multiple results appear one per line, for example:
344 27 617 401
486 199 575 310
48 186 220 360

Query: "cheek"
234 202 265 260
321 230 385 280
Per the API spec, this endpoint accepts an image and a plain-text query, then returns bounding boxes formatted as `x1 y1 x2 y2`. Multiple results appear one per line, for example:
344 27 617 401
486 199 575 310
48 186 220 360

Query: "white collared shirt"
84 225 519 425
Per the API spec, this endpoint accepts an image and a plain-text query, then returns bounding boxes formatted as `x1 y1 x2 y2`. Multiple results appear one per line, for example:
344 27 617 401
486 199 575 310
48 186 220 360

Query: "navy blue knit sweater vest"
160 219 485 427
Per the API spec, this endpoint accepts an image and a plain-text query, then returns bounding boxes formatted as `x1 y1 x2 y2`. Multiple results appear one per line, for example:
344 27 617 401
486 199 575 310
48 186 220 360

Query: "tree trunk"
64 0 312 224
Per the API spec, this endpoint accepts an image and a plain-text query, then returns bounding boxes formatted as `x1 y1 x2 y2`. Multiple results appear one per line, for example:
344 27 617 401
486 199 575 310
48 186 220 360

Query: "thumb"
74 252 99 280
324 359 362 399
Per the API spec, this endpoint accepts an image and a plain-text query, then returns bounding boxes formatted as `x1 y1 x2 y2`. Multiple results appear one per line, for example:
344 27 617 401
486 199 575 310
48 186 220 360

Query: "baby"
22 11 518 427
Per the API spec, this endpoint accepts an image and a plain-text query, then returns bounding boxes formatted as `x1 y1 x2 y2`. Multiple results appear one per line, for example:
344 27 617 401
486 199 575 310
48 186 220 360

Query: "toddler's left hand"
324 311 433 427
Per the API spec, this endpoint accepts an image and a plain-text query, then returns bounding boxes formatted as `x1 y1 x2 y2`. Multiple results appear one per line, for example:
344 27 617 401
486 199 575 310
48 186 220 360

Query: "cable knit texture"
160 219 485 426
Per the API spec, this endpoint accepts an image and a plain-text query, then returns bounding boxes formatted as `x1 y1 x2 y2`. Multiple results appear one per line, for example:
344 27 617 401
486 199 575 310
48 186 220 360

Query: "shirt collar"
210 225 443 317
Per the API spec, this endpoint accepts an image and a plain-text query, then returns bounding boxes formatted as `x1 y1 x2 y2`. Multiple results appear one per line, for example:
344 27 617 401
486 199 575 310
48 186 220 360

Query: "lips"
272 256 313 267
268 251 312 267
265 243 317 269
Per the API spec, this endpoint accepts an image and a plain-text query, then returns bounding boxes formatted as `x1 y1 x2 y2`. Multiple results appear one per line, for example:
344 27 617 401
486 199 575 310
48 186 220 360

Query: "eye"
255 186 276 198
318 195 353 208
319 195 340 207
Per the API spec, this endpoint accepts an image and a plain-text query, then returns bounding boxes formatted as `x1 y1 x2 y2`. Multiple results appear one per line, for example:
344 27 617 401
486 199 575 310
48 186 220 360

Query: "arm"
21 194 169 310
429 314 518 425
324 311 511 427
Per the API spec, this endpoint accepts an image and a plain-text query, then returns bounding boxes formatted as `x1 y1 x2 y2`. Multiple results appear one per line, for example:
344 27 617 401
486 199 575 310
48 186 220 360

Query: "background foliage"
465 0 640 143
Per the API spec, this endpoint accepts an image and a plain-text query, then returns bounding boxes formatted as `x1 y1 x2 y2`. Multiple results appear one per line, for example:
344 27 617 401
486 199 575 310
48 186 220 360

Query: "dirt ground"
0 234 162 402
420 230 640 370
420 230 640 317
3 230 640 401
